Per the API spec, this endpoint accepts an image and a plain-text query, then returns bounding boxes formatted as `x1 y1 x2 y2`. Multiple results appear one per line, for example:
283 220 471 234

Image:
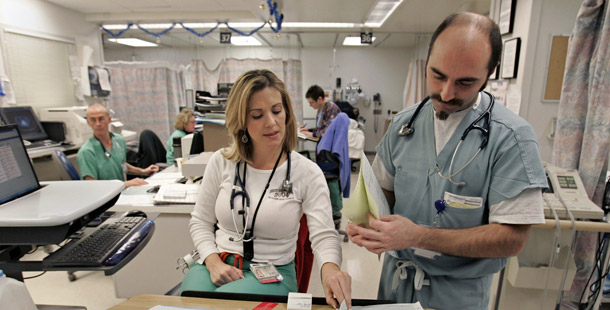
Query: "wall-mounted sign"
220 32 232 44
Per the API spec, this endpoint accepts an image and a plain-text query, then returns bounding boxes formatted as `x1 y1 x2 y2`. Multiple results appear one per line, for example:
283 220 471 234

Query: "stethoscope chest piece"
398 124 414 136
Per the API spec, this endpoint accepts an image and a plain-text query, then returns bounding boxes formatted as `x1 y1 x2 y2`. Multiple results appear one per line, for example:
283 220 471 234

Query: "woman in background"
166 108 196 164
182 69 351 308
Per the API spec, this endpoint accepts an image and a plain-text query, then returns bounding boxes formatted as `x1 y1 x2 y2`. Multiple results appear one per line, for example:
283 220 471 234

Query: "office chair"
316 113 351 242
52 149 80 181
127 130 169 177
295 215 314 292
50 149 80 282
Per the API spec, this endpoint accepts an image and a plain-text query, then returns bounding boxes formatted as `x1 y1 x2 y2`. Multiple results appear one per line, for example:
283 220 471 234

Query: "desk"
110 294 333 310
110 166 195 298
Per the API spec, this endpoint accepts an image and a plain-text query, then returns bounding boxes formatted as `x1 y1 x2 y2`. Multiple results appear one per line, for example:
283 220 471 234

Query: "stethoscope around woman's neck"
398 91 496 186
229 149 292 260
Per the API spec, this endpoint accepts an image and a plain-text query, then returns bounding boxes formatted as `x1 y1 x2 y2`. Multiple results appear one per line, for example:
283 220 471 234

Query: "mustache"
430 93 464 106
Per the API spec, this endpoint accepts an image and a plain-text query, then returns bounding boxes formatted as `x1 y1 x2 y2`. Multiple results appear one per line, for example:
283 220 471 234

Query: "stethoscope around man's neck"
398 91 496 186
94 132 115 159
229 149 292 260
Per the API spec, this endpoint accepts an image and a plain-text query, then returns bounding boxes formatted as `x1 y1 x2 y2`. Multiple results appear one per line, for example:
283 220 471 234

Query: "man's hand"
204 254 243 287
346 213 422 254
321 262 352 309
124 177 148 188
143 164 159 175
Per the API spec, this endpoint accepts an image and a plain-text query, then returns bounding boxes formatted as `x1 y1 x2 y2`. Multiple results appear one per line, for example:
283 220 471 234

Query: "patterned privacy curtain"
104 58 302 147
552 0 610 303
105 63 186 144
188 58 303 122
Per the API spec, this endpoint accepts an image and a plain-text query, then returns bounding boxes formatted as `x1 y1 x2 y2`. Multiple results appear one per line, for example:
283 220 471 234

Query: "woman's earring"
241 131 249 143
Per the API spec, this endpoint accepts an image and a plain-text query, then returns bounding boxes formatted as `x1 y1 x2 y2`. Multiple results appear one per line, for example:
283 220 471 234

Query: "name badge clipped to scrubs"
250 263 283 284
443 192 483 209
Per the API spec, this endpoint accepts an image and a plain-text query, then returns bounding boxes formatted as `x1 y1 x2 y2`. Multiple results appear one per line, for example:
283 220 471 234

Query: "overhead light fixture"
343 36 376 46
231 36 262 46
108 38 158 47
365 0 404 27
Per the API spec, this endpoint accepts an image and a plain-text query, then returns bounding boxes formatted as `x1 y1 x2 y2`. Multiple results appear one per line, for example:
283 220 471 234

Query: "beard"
430 93 464 121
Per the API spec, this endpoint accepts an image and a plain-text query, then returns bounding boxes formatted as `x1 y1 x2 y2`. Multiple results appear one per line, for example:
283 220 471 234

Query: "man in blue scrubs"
77 103 158 188
347 12 547 309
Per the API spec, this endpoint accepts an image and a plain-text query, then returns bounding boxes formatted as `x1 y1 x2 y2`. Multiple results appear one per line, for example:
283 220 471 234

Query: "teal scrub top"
77 134 127 181
166 130 186 164
375 93 547 309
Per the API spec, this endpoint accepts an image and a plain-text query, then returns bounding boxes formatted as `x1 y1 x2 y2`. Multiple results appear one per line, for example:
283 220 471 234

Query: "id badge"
250 263 283 283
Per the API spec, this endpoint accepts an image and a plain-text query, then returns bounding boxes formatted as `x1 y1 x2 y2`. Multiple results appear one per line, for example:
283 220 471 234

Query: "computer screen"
0 106 48 142
190 130 204 155
0 124 41 205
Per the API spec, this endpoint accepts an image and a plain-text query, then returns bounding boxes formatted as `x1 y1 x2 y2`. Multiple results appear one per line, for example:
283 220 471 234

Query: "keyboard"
43 216 148 267
26 139 62 150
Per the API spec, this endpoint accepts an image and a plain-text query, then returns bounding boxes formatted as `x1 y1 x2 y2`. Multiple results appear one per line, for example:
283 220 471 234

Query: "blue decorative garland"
101 0 283 41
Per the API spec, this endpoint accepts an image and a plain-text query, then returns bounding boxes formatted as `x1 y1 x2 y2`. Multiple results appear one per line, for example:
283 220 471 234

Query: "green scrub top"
77 134 127 181
166 130 187 164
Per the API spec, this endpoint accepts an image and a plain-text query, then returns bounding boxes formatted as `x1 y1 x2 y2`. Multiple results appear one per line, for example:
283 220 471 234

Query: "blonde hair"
174 108 195 131
222 69 298 163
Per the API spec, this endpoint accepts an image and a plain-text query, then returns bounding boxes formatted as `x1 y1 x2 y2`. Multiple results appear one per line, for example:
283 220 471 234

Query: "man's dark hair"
306 85 325 101
426 12 502 78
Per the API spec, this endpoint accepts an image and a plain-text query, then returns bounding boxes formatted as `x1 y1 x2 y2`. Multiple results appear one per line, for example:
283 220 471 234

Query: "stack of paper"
153 183 199 205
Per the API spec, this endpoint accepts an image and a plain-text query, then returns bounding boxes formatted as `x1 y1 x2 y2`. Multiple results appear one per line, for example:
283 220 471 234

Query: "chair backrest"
316 113 351 198
136 129 167 168
52 149 80 180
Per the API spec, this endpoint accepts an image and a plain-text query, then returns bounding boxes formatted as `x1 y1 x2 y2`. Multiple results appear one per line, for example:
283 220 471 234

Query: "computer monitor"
190 130 204 155
0 124 41 205
0 106 48 142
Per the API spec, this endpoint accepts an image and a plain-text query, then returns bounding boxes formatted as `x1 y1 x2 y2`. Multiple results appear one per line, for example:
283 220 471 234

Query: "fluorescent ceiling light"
343 36 376 46
365 0 404 27
108 38 157 47
231 36 262 46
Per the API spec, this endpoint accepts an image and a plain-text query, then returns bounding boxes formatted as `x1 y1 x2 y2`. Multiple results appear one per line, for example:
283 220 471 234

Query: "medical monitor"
0 124 41 206
0 106 48 142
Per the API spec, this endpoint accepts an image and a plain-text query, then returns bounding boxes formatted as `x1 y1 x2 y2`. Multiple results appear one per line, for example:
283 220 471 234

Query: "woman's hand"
204 253 244 286
321 262 352 309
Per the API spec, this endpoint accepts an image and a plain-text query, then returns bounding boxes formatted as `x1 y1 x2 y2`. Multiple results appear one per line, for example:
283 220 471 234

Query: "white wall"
490 0 581 162
0 0 103 109
106 45 412 152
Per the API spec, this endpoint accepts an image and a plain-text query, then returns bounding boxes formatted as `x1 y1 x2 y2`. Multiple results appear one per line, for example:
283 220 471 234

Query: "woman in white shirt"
182 69 351 308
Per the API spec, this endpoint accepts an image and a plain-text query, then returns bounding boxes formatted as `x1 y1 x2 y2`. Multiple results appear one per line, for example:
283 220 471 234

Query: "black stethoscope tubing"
229 149 291 243
398 91 495 144
94 132 115 158
398 91 496 186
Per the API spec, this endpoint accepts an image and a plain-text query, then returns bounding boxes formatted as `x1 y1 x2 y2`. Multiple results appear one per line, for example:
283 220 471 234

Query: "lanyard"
239 149 284 260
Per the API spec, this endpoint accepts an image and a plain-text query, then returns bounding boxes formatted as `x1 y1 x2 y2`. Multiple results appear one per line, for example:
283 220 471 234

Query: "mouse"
23 140 31 146
126 210 147 218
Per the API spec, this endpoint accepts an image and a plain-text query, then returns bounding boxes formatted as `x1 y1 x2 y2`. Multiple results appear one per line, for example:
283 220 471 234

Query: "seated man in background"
298 85 341 139
166 108 196 165
77 103 159 188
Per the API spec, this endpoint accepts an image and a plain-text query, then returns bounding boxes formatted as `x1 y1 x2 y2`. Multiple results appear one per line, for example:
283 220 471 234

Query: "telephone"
542 163 603 220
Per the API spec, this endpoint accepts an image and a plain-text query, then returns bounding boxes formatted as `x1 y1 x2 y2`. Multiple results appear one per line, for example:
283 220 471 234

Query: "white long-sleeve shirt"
190 150 342 268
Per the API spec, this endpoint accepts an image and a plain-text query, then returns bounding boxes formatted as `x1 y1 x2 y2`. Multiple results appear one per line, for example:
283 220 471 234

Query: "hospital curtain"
551 0 610 302
188 58 303 122
105 64 185 144
403 59 426 109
